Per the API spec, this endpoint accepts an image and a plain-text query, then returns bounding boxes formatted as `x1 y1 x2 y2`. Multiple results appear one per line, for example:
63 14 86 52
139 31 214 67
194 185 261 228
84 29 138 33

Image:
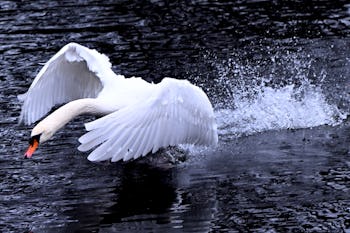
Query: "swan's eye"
28 134 41 146
25 134 41 159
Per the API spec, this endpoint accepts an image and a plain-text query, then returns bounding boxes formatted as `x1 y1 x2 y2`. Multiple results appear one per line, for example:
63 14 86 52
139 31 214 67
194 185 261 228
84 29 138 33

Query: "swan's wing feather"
18 43 115 125
78 78 218 162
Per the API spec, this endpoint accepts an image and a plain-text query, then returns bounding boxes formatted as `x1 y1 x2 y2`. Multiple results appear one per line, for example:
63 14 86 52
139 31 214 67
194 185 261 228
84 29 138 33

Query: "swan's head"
24 124 54 158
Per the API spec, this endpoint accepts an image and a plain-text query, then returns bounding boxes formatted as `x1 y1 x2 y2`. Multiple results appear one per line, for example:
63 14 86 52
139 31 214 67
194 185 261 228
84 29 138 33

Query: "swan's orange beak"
24 136 39 158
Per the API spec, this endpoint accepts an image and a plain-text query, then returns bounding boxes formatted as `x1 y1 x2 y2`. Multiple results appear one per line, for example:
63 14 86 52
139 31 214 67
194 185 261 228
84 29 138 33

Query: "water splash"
216 83 347 139
209 49 348 139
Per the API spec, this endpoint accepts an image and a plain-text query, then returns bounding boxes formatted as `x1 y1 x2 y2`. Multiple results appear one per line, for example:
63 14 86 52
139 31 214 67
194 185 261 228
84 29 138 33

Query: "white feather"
18 43 113 125
20 43 218 162
80 77 218 162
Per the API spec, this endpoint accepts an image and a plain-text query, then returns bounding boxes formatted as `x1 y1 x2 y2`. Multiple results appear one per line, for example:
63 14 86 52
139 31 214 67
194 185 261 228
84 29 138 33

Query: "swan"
19 42 218 162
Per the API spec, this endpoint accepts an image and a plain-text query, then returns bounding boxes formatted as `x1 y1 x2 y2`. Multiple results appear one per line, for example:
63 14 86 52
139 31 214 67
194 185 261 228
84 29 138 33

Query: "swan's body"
19 43 218 162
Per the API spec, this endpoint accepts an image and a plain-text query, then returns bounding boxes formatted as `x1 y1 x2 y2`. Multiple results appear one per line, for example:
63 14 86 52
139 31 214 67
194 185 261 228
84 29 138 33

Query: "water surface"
1 1 350 232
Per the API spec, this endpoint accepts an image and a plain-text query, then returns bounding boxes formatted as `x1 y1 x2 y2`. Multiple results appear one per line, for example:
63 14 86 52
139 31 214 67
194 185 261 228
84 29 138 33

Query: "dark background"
1 1 350 232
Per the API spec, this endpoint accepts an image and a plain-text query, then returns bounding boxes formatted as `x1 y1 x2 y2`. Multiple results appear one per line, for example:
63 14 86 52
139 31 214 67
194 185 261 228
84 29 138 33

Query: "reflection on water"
1 0 350 232
99 164 176 225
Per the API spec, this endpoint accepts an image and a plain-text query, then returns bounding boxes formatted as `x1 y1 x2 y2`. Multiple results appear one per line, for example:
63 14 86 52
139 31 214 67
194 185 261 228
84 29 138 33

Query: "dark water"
1 1 350 232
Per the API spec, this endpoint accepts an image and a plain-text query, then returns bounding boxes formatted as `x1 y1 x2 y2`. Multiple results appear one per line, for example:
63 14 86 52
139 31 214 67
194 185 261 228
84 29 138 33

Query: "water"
1 0 350 232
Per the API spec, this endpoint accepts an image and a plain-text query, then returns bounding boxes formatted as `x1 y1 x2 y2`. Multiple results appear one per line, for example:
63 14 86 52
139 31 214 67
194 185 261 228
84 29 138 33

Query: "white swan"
19 42 218 162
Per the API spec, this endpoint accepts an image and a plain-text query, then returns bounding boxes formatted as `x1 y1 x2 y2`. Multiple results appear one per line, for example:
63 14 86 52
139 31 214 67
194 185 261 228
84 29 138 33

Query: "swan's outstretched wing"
78 78 218 162
18 42 116 125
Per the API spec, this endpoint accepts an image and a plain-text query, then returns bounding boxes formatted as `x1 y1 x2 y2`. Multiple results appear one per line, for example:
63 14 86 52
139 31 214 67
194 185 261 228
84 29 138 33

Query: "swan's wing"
18 42 116 125
78 78 218 162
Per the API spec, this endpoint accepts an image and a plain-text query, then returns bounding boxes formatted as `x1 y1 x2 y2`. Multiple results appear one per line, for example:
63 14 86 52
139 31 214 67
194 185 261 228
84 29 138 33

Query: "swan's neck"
32 98 101 142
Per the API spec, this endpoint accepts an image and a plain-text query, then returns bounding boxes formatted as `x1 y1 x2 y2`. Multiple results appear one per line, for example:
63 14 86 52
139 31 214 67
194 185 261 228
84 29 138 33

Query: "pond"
0 1 350 232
